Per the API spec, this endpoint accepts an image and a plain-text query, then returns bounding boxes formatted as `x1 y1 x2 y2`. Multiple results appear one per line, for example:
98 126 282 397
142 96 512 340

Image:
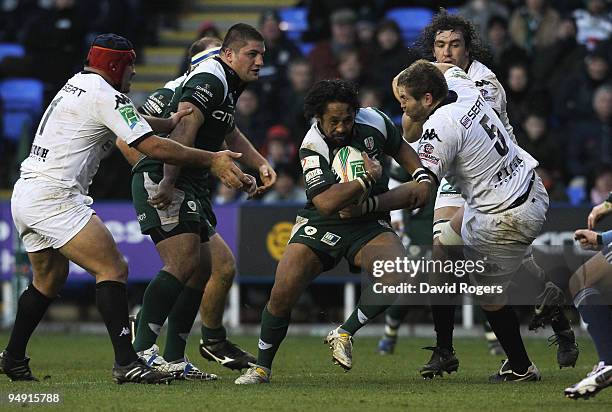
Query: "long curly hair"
303 79 359 120
416 10 490 64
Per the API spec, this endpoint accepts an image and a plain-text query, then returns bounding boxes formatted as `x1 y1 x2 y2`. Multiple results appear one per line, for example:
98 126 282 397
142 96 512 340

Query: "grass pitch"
0 332 610 411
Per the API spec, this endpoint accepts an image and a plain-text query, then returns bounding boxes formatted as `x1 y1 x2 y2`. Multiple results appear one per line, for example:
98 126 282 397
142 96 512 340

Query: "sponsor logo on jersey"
114 94 131 109
301 155 320 171
29 144 49 162
423 143 435 154
364 136 374 150
305 168 323 183
321 232 341 246
61 83 86 97
304 226 317 236
422 129 441 142
211 110 234 125
137 213 146 222
118 105 141 129
475 79 491 87
466 95 485 120
187 201 197 211
419 152 440 165
460 115 472 129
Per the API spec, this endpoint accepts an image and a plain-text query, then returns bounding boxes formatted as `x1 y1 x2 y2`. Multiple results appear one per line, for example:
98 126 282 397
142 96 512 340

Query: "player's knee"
164 259 198 283
435 221 463 246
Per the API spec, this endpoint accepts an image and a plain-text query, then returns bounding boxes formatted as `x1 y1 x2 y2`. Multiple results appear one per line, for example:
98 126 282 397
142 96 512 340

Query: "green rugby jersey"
299 107 403 225
134 56 243 196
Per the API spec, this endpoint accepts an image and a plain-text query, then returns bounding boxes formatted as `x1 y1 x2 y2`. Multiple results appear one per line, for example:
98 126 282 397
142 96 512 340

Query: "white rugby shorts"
461 174 549 280
11 177 94 252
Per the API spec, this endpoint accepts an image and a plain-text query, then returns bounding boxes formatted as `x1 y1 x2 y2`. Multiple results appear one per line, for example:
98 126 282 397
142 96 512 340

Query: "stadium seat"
0 78 44 141
385 7 434 45
278 7 308 41
0 43 24 62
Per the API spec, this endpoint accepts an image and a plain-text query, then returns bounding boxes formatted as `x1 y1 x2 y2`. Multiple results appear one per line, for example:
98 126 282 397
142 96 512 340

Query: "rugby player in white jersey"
380 12 578 376
0 34 251 384
396 60 547 381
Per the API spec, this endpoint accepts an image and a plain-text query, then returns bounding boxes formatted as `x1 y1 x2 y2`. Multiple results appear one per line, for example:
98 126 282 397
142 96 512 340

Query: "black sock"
6 285 52 359
95 281 138 366
432 306 455 350
485 306 531 374
550 310 571 334
574 287 612 364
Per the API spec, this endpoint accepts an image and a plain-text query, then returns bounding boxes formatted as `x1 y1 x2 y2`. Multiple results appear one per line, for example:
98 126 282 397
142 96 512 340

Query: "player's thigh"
269 243 324 312
27 248 69 297
209 233 236 280
353 231 404 272
59 215 127 281
156 232 201 281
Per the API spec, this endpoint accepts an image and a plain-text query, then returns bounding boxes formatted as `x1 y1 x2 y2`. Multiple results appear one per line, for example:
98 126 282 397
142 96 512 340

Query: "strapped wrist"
412 167 432 184
361 195 379 214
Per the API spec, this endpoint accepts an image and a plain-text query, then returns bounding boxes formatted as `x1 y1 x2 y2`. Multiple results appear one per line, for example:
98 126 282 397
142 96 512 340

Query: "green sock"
256 306 290 369
163 285 203 362
341 300 389 336
133 270 184 352
201 324 227 344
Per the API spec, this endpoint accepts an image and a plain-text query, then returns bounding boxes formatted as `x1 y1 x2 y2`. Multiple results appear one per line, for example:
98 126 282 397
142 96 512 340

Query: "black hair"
303 79 359 120
222 23 264 51
417 10 489 64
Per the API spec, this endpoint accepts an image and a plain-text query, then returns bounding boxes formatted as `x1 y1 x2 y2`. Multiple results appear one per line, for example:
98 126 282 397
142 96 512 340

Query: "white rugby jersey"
20 72 153 194
468 60 515 143
418 66 538 213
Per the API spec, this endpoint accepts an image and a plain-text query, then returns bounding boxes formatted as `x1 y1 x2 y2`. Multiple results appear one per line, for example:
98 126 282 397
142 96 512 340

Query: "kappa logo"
119 327 130 337
364 136 374 151
187 200 197 211
114 94 131 109
137 213 146 222
304 226 317 236
422 129 441 142
321 231 341 246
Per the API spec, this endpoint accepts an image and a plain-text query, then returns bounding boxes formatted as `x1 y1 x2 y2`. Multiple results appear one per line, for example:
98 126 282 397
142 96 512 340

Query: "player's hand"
210 150 251 189
339 203 363 219
574 229 599 250
148 178 175 210
411 180 431 209
168 107 193 131
255 163 277 195
362 152 382 181
587 201 612 229
241 174 258 198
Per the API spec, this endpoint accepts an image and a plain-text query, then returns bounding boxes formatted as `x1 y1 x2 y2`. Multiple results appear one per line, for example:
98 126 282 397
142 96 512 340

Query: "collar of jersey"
427 90 458 120
215 56 244 95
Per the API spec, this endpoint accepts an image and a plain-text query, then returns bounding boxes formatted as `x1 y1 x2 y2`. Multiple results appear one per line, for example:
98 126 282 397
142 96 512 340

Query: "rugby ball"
332 146 366 183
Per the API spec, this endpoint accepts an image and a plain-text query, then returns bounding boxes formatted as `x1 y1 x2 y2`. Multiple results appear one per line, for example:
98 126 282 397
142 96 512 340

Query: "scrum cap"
86 34 136 88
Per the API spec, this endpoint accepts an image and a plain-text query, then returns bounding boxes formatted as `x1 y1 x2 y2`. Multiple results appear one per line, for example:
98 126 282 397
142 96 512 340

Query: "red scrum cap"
86 33 136 89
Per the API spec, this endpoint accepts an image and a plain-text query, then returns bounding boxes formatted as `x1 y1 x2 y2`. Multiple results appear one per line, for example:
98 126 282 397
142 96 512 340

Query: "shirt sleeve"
138 87 174 117
417 116 459 185
180 73 225 119
95 87 153 146
372 107 402 156
300 147 336 199
445 66 479 96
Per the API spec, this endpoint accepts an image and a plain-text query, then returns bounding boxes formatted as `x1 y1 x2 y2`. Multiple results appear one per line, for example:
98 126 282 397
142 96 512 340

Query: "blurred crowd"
1 0 612 206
